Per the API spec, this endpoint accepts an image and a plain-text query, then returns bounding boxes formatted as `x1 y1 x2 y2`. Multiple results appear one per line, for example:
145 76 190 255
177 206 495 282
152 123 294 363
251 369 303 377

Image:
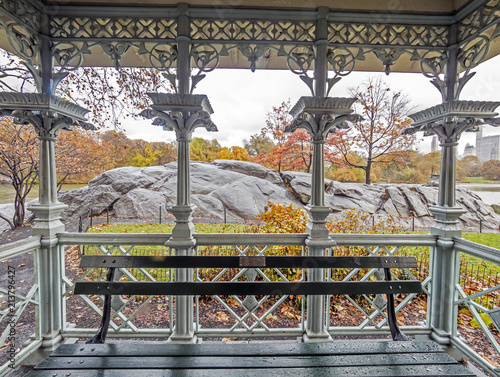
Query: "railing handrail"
57 232 437 247
453 237 500 265
0 235 41 259
332 234 437 246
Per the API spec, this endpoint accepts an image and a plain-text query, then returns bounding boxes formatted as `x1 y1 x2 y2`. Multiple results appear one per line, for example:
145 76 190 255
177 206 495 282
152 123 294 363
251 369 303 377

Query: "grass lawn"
458 177 500 184
88 222 260 234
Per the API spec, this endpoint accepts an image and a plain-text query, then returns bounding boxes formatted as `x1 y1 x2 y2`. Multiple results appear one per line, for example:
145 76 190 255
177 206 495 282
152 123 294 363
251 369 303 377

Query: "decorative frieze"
329 23 449 48
50 17 177 40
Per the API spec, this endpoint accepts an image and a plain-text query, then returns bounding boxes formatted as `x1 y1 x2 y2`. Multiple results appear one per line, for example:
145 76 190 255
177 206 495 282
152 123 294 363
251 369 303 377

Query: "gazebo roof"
0 0 499 73
42 0 468 13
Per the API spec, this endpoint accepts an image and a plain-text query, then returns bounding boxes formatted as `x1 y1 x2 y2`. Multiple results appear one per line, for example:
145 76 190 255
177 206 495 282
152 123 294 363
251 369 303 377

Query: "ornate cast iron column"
404 101 500 345
288 97 359 342
141 93 217 343
0 93 94 349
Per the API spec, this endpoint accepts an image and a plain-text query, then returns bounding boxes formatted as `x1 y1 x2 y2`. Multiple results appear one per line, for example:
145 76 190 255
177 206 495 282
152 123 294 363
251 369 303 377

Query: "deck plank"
26 340 476 377
50 340 443 357
26 365 476 377
34 353 459 370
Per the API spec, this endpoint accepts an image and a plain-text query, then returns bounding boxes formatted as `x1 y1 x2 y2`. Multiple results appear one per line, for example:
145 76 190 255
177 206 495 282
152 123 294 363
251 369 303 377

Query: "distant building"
431 136 438 153
475 126 500 162
463 143 476 157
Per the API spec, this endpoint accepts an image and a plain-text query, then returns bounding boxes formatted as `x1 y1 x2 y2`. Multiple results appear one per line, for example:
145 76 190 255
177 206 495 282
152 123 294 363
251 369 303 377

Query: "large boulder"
59 185 121 218
213 160 282 184
55 162 500 230
113 188 171 219
210 176 300 219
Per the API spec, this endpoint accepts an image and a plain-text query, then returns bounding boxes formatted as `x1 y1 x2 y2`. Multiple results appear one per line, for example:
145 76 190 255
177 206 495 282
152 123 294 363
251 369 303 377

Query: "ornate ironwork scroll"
0 0 41 32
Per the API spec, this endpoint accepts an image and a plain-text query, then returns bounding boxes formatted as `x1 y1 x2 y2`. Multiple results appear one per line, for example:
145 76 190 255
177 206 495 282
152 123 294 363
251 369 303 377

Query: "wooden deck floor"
25 340 476 377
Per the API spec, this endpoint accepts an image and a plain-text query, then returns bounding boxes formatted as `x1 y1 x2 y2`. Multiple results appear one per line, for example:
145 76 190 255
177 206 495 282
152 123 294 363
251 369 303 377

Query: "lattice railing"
0 236 42 376
60 236 174 339
194 242 306 338
326 235 434 336
453 238 500 377
59 232 435 340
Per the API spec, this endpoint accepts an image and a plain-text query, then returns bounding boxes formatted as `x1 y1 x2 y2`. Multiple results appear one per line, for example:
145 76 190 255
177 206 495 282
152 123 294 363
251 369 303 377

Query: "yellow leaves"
257 201 307 234
280 306 298 319
217 311 230 322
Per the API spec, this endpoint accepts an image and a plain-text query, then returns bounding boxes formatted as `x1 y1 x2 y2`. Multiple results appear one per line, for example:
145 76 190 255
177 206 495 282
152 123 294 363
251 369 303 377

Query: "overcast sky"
123 55 500 156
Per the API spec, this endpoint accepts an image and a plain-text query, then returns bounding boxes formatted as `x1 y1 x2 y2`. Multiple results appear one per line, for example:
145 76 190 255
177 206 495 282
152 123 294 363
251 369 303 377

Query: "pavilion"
0 0 500 376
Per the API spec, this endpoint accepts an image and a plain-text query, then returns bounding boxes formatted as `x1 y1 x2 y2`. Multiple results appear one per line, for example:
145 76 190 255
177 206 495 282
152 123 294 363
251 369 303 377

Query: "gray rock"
213 160 282 184
385 187 410 218
281 171 334 204
53 162 499 230
113 188 170 219
414 186 438 206
210 176 300 219
401 187 430 217
59 185 121 219
192 194 224 219
383 199 400 218
326 194 369 212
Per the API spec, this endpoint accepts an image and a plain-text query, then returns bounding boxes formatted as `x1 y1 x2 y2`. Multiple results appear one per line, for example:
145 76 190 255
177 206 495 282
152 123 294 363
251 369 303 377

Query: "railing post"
139 5 217 342
0 17 96 358
286 12 360 338
403 36 500 349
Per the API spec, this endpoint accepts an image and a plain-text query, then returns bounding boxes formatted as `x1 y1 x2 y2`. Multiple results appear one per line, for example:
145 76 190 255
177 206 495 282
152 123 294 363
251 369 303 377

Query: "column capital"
404 100 500 143
140 93 217 142
286 96 360 140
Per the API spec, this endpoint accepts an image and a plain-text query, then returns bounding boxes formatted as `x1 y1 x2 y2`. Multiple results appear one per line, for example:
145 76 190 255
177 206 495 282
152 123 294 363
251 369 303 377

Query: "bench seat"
26 340 476 376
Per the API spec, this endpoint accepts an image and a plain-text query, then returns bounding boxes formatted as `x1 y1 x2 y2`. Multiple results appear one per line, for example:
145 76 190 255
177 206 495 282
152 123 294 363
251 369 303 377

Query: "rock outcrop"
56 160 499 230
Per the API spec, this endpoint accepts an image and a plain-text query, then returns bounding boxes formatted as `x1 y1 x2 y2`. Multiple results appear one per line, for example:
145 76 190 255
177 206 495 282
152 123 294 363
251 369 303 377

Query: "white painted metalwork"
56 233 435 340
0 237 41 376
453 239 500 377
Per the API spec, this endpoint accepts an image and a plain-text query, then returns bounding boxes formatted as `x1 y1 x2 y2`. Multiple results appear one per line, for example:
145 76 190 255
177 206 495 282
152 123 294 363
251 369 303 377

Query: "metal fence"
0 237 42 376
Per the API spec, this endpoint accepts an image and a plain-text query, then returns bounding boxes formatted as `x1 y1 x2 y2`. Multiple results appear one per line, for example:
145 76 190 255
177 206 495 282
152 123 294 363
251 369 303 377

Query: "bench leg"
384 268 411 341
86 267 116 344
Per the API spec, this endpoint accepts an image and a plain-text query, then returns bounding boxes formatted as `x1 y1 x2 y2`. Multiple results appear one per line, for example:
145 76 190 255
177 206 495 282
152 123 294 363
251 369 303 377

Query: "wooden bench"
73 254 422 344
25 254 477 376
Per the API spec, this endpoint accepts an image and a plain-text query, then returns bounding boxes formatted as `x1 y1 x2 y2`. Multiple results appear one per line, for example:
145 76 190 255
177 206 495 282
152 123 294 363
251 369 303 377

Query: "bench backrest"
75 255 422 297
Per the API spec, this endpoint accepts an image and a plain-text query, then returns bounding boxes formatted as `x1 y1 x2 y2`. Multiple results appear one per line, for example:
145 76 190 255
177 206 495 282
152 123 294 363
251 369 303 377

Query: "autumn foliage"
333 77 416 184
0 118 38 228
252 101 343 173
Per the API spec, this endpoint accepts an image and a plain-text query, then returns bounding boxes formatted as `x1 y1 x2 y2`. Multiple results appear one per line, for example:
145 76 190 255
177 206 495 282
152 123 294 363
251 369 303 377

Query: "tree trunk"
13 195 25 228
365 160 372 185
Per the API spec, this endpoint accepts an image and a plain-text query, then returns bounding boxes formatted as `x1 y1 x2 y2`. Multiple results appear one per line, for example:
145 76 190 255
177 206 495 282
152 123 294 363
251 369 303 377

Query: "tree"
190 138 221 162
129 140 176 167
218 146 250 161
0 50 172 130
100 130 136 168
55 128 114 189
60 67 172 129
334 77 416 184
459 155 482 178
0 118 38 229
244 133 274 157
481 160 500 180
255 101 342 172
